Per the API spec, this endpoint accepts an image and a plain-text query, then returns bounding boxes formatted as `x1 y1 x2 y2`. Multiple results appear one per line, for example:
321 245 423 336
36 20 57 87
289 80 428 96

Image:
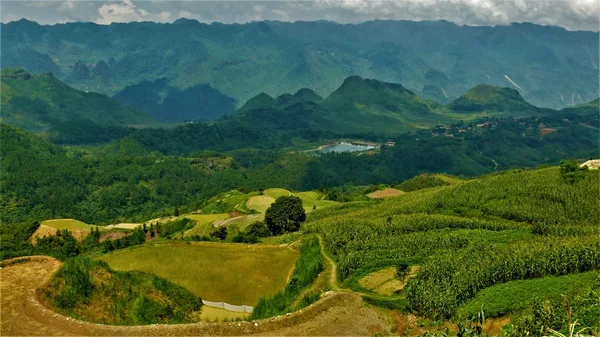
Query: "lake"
316 142 377 154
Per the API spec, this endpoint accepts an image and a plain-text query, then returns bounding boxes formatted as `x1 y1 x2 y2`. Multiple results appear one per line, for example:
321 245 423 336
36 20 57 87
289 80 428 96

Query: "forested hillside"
2 19 597 114
0 68 152 132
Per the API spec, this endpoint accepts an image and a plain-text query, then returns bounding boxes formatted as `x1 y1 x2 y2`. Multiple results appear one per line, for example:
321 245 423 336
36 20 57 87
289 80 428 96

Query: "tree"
210 226 228 240
396 262 410 282
246 221 271 237
264 196 306 235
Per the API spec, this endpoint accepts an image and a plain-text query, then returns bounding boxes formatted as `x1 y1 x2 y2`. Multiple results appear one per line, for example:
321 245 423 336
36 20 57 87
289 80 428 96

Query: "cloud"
1 0 599 31
96 0 171 24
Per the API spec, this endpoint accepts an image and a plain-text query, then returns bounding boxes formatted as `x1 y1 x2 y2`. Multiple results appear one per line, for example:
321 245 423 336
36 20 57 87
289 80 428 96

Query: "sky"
1 0 599 31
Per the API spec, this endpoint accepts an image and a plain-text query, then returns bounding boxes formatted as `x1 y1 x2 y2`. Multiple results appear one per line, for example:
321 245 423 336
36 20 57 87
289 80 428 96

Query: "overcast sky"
1 0 598 31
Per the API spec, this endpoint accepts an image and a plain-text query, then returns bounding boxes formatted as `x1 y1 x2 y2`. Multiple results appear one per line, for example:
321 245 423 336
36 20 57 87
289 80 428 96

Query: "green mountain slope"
319 76 441 132
1 68 152 132
2 19 597 112
448 84 545 115
112 78 236 122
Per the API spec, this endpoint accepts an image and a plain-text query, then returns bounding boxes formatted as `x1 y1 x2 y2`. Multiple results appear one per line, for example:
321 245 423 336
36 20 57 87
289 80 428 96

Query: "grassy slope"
1 68 152 132
101 243 298 306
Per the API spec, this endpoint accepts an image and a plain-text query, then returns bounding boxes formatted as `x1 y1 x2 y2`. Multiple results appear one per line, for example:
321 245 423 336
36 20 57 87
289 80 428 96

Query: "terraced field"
100 242 299 306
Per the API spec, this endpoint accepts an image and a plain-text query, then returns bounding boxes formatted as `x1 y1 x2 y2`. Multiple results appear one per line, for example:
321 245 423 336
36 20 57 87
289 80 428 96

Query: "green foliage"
265 196 306 235
210 226 228 240
45 257 202 325
506 279 600 336
405 239 600 319
396 262 410 281
0 221 39 260
448 84 540 114
560 160 588 184
250 236 323 319
34 229 80 260
456 271 599 319
397 174 452 192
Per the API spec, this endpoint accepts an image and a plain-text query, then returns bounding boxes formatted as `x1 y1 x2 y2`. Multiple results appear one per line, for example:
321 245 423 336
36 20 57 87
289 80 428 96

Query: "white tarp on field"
202 300 253 313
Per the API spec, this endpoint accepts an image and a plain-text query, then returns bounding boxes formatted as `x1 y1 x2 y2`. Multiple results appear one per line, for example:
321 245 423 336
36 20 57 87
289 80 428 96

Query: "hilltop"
448 84 545 115
0 68 152 132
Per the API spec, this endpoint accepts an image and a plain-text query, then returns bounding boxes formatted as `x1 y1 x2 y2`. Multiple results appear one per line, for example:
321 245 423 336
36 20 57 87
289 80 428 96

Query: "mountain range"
2 18 598 115
2 67 596 135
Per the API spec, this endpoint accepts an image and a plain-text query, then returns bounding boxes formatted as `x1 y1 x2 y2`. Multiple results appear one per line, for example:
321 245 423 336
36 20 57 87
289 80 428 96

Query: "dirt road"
0 256 389 336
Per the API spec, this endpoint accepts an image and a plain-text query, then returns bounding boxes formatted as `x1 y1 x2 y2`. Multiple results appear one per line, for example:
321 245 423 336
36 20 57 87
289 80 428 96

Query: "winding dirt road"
1 256 389 336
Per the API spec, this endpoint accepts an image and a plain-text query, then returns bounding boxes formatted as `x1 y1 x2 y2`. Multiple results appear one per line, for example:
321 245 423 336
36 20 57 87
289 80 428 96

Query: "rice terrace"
1 2 600 336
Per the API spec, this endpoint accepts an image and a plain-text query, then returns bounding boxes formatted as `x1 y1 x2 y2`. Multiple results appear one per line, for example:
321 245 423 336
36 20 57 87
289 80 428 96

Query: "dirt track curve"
0 256 389 336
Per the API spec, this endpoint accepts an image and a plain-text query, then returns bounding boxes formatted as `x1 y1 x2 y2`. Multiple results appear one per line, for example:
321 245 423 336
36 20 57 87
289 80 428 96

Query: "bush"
210 226 228 240
265 196 306 235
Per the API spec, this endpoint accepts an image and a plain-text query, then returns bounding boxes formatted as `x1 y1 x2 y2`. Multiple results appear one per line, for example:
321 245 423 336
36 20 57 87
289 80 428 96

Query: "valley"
1 9 599 337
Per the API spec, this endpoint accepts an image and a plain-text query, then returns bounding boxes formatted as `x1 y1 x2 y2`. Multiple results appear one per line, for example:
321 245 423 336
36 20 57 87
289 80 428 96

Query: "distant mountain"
448 84 545 115
2 19 598 110
113 79 236 122
0 68 152 132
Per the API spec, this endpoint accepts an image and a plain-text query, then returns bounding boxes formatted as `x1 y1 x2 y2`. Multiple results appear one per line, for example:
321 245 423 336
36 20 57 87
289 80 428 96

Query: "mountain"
113 79 236 122
448 84 544 115
0 68 152 132
320 76 440 132
2 19 597 111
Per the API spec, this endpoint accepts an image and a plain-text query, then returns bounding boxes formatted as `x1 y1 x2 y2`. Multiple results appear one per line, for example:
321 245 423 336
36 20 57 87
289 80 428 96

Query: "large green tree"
264 196 306 235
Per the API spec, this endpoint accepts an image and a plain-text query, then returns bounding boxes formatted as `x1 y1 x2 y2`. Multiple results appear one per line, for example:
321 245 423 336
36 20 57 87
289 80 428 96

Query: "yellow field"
101 242 298 306
197 306 249 322
263 188 292 199
40 219 93 230
246 195 276 214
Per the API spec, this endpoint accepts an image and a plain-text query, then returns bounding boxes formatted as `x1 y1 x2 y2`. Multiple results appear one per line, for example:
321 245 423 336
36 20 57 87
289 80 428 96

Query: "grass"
41 219 95 230
182 214 230 237
198 306 248 321
246 195 276 214
101 242 298 306
294 191 339 212
263 188 292 199
456 271 600 319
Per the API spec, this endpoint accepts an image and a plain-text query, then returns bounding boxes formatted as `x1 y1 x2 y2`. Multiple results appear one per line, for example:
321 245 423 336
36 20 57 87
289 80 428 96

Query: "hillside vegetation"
41 257 202 325
0 68 152 132
304 166 599 321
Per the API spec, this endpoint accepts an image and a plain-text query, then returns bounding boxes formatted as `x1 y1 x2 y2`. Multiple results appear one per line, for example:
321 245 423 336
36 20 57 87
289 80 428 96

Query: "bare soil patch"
368 188 405 199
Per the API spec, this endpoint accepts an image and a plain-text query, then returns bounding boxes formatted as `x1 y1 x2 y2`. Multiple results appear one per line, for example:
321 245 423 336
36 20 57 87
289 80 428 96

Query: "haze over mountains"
2 18 598 120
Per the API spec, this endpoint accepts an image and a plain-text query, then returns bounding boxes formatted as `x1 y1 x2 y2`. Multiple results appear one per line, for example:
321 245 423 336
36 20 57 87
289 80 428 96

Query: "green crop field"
100 242 298 306
456 271 600 319
263 188 292 199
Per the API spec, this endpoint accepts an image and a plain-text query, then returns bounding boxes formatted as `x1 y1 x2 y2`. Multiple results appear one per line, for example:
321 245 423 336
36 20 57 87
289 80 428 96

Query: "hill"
319 76 440 132
448 84 544 115
2 19 597 113
112 79 236 122
0 68 152 132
